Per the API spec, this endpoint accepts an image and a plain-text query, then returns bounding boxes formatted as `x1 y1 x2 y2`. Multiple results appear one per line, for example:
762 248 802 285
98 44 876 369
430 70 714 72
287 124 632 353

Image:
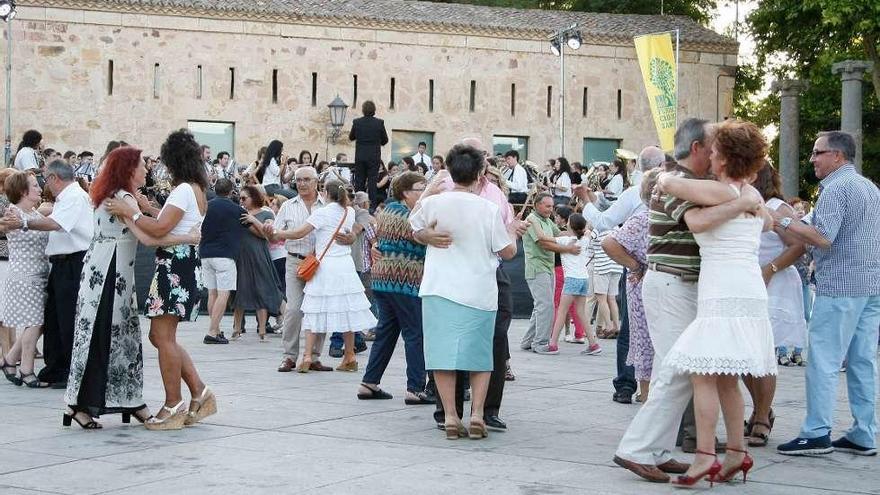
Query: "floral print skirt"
145 245 202 321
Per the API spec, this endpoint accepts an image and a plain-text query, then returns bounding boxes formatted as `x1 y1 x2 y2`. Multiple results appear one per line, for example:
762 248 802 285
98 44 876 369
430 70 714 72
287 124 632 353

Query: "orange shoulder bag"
297 207 349 282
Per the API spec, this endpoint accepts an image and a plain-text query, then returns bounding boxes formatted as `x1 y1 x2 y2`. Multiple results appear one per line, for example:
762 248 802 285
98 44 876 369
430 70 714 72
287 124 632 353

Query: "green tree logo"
650 57 675 108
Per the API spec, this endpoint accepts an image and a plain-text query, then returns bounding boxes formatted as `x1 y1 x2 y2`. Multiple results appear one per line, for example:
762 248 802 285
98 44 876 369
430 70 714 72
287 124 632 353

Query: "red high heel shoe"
670 450 722 488
711 447 754 483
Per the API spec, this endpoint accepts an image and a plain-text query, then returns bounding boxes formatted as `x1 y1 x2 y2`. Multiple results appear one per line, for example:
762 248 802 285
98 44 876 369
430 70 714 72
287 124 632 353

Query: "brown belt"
648 262 699 282
287 252 307 260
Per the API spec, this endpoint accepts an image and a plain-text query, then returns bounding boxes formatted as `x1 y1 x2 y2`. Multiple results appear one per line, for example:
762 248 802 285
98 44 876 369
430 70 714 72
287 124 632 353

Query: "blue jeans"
802 283 814 322
800 295 880 447
330 331 365 350
613 268 637 395
362 291 426 392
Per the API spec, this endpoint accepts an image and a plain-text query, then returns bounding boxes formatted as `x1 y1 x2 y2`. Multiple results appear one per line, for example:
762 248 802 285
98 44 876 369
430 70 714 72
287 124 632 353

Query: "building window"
196 65 203 99
617 89 622 120
429 79 434 113
493 135 529 160
583 137 621 166
188 121 235 160
390 77 396 110
510 83 516 117
153 63 160 99
352 74 358 108
547 86 553 118
582 87 588 117
107 60 114 96
311 72 318 107
469 80 476 112
272 69 278 104
391 130 434 164
229 68 235 100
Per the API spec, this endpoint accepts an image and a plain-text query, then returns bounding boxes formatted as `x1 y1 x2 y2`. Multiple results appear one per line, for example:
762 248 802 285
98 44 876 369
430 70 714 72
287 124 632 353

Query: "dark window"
617 89 622 119
229 68 235 100
582 87 588 117
196 65 202 99
390 77 396 109
510 83 516 116
153 63 159 99
271 69 278 103
469 80 476 112
311 72 317 107
547 86 553 117
352 74 358 108
107 60 114 96
429 79 434 113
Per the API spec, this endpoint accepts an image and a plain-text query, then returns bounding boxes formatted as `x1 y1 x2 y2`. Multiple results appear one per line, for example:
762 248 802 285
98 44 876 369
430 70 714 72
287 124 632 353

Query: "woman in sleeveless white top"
655 121 777 485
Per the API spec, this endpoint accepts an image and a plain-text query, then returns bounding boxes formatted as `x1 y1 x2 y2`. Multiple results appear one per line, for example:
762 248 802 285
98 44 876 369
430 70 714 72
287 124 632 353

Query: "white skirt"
301 255 377 334
664 297 778 377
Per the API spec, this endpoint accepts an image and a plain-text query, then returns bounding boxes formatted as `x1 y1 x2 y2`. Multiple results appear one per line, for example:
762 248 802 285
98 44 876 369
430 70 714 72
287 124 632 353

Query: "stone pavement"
0 318 875 494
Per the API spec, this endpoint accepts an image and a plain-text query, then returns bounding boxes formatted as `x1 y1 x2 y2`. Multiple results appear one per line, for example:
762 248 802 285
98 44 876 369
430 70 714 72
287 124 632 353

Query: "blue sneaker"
832 437 877 456
777 435 834 456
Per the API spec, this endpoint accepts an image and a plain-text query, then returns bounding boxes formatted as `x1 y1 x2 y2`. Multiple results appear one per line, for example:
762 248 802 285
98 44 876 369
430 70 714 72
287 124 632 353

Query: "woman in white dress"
657 120 777 487
275 180 377 373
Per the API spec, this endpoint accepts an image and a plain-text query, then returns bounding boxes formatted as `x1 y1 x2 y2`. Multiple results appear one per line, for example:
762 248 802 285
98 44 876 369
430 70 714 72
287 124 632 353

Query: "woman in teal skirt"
410 144 517 440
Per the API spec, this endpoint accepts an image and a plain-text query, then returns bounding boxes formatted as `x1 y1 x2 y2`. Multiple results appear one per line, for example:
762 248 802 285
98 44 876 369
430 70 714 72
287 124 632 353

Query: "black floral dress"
65 192 146 416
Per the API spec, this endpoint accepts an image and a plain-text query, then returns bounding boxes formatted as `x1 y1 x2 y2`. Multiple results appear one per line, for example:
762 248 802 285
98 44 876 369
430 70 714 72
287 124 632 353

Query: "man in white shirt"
410 142 432 172
332 152 353 183
1 160 94 388
74 151 96 183
214 151 237 182
502 150 529 205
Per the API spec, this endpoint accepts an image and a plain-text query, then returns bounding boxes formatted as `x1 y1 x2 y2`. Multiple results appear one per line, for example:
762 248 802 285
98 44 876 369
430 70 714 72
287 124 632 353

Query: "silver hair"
818 131 855 162
673 118 709 161
46 159 75 181
353 191 369 206
638 146 665 171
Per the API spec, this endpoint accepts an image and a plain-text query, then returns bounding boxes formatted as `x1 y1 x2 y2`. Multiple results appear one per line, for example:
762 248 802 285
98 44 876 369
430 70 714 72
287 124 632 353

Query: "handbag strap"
316 206 349 262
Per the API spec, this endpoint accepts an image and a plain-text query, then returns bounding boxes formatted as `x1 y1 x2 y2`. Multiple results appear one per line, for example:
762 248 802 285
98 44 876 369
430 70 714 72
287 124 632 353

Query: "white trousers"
616 270 698 465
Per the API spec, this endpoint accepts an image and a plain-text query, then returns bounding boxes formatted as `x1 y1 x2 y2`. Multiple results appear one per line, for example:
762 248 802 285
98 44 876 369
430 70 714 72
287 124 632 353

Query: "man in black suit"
348 100 389 206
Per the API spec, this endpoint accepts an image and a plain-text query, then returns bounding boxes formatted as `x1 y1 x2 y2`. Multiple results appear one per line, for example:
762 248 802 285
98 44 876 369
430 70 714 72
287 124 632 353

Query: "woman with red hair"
63 145 199 430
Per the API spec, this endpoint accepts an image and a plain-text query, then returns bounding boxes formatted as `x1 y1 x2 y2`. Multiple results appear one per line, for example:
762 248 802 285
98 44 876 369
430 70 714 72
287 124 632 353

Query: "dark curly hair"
713 120 768 181
18 129 42 151
160 129 209 189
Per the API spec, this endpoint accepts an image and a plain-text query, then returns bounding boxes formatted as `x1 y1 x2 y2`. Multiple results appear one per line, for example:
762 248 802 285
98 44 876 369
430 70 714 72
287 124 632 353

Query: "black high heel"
122 407 153 424
63 408 102 430
1 357 19 385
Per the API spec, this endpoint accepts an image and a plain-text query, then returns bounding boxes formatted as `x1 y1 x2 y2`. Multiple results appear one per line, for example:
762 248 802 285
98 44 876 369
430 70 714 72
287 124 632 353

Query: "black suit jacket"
349 115 389 163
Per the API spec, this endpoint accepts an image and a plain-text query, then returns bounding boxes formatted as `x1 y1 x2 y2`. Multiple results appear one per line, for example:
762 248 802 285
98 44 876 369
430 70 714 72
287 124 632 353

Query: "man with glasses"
1 160 94 388
773 131 880 456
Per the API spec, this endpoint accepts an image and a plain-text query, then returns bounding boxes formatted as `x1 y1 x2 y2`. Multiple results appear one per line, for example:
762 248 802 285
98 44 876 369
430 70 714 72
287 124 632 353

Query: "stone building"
5 0 737 166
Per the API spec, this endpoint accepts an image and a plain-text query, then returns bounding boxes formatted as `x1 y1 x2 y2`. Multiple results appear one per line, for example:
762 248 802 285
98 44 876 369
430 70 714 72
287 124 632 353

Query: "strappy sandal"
505 363 516 381
122 407 153 424
63 407 103 429
748 421 772 447
19 372 49 388
404 390 435 405
184 386 217 426
1 357 19 385
357 384 393 400
144 401 187 431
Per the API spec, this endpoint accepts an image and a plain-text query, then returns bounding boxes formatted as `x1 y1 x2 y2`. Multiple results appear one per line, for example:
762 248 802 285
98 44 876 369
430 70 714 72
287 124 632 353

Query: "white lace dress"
664 188 778 377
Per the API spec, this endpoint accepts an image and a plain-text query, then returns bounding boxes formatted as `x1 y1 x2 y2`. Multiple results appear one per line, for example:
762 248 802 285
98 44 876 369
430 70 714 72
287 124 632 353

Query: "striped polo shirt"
647 162 701 273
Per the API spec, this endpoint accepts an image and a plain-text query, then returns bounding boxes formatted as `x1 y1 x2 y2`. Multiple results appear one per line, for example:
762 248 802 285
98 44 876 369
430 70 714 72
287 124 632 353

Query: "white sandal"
144 401 187 431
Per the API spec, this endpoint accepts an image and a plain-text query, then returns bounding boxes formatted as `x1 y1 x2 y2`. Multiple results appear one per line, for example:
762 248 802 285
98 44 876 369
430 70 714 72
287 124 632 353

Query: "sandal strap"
726 446 748 453
695 449 717 457
752 420 772 429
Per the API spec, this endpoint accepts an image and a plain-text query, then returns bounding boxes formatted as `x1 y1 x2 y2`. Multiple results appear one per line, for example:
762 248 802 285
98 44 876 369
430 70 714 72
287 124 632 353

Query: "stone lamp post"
771 79 806 198
831 60 873 172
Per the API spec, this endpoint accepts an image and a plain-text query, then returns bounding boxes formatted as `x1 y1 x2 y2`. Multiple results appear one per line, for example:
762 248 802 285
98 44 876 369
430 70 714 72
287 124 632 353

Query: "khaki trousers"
281 256 325 360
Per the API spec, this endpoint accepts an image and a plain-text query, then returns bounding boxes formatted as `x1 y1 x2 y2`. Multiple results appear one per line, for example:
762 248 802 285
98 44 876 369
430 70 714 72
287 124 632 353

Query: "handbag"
297 207 349 282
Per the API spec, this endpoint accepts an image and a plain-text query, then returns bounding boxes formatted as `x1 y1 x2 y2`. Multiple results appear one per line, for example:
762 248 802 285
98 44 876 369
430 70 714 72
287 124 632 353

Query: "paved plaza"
0 318 875 494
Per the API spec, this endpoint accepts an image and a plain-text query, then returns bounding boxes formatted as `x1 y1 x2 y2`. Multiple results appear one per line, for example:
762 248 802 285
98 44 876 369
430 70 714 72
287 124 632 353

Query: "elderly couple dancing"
612 118 779 487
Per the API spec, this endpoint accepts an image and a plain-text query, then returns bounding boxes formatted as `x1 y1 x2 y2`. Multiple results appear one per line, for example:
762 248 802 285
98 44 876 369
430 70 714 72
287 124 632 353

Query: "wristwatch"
20 215 28 232
132 212 142 223
770 263 779 273
778 217 792 230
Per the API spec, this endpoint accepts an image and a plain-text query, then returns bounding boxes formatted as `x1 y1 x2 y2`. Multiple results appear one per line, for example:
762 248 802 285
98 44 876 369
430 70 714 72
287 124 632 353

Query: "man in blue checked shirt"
770 131 880 457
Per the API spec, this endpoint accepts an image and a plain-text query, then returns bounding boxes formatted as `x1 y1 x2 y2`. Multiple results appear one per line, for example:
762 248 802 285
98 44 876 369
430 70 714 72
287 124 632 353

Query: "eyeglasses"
811 149 835 157
295 178 315 183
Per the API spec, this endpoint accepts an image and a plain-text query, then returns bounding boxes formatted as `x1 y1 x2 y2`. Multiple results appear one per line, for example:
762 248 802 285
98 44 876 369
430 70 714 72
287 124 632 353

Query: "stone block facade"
2 5 737 164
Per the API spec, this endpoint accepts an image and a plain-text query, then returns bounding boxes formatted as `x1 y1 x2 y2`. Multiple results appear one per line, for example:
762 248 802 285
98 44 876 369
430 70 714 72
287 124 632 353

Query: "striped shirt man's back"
647 162 701 273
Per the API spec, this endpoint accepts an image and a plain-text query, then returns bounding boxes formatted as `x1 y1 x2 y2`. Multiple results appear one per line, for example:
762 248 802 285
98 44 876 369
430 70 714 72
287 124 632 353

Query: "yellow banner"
634 32 677 151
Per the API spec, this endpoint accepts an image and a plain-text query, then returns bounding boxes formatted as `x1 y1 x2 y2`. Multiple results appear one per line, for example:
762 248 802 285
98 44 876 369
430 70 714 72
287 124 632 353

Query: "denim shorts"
562 277 589 296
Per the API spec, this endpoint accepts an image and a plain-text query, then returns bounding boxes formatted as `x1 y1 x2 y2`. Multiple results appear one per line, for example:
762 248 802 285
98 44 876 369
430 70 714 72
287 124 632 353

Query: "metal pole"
675 29 680 127
559 30 565 158
4 19 12 167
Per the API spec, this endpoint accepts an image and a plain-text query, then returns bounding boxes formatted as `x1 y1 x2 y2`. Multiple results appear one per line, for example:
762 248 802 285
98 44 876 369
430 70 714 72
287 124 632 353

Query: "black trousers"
612 268 637 395
433 266 512 423
354 159 379 206
38 251 86 384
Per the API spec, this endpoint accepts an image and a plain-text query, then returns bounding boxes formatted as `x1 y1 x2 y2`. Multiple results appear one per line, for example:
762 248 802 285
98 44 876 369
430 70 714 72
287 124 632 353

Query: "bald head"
638 146 665 172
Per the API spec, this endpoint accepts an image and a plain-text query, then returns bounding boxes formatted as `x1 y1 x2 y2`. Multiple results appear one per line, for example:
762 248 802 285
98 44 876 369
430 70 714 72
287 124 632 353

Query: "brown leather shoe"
657 458 690 474
309 361 333 372
612 456 670 483
277 357 296 373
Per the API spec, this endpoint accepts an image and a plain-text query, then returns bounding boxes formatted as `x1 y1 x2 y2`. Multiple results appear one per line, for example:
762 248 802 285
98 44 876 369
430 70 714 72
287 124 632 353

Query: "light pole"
1 1 16 167
549 24 582 158
325 94 348 161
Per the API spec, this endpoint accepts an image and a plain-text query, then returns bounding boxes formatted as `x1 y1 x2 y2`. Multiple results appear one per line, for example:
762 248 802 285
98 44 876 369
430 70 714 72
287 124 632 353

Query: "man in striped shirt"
774 131 880 457
614 118 763 482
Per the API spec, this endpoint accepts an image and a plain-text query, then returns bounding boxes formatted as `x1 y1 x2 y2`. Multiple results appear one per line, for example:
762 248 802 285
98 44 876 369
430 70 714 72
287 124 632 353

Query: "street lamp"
549 23 582 158
325 94 348 160
2 0 14 167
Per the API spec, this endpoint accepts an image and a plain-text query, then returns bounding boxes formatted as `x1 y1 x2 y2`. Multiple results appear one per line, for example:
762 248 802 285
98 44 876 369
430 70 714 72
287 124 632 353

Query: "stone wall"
3 6 737 163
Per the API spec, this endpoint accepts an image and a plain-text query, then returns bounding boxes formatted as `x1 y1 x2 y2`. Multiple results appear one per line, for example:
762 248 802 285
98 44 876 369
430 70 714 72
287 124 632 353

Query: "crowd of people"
0 104 878 485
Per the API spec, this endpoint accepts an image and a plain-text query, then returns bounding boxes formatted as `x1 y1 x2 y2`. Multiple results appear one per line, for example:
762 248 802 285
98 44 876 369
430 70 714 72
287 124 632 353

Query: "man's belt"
648 262 699 282
287 252 307 260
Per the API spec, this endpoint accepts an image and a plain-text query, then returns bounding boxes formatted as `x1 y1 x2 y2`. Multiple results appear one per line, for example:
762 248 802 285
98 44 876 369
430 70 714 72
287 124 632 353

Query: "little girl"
531 213 601 355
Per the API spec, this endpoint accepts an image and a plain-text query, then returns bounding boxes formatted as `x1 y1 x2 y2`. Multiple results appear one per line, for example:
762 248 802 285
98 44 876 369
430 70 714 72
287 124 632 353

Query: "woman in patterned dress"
0 172 51 388
63 146 200 429
106 130 213 431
